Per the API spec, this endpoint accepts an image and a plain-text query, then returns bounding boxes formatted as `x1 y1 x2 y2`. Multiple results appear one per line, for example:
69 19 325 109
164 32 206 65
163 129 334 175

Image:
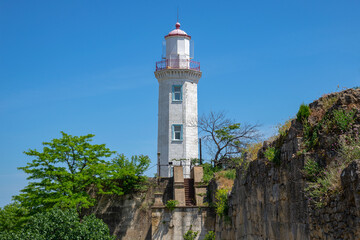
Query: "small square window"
172 124 183 140
172 85 182 101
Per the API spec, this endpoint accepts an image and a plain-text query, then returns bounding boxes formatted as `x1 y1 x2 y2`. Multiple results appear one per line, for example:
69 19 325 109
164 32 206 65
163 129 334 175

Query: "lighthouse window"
172 85 182 101
172 124 183 140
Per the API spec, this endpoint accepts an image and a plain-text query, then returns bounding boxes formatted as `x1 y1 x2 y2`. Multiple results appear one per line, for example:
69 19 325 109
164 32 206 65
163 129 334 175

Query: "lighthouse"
155 22 202 178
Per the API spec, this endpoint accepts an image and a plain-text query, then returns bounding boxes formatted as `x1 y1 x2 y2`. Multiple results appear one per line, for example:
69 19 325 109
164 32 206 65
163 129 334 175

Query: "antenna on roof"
177 7 179 22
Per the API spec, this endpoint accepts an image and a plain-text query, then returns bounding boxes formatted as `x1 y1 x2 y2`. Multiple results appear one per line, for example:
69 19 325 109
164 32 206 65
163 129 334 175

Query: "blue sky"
0 0 359 207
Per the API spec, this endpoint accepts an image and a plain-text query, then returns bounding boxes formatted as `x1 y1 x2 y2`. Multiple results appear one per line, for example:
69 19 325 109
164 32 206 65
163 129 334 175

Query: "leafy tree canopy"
14 132 150 215
0 202 29 232
0 208 115 240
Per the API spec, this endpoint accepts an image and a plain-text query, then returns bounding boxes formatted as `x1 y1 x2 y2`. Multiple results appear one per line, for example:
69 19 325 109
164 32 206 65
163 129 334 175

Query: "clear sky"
0 0 359 207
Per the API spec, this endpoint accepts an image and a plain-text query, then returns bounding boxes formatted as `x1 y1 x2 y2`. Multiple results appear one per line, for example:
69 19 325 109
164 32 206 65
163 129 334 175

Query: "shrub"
297 104 311 123
303 122 320 150
340 135 360 164
183 225 199 240
333 109 356 131
0 208 115 240
305 167 339 208
165 200 178 211
303 159 322 182
218 169 236 180
204 231 216 240
202 163 221 184
214 188 229 218
224 169 236 180
264 147 281 165
305 137 360 208
0 202 29 232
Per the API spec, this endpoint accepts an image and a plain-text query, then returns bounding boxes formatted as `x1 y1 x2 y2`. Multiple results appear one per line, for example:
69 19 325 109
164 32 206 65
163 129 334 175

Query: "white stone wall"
156 69 201 178
165 36 190 60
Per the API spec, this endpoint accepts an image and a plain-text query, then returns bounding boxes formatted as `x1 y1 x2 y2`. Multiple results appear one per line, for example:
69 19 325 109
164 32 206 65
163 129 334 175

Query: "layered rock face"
215 89 360 240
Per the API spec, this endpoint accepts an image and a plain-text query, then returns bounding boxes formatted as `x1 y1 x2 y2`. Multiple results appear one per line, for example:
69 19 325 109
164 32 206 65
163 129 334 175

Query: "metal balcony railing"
155 59 200 71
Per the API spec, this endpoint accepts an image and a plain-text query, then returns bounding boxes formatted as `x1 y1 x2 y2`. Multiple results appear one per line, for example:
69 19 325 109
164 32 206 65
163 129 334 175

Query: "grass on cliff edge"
305 135 360 207
295 90 360 207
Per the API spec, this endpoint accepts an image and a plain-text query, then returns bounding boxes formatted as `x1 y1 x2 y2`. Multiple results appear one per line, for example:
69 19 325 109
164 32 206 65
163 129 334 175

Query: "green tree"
102 154 151 195
14 132 115 213
0 208 115 240
0 202 29 232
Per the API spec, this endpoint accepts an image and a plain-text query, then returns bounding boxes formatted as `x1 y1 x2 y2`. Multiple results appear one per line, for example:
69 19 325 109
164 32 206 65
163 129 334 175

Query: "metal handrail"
155 59 200 71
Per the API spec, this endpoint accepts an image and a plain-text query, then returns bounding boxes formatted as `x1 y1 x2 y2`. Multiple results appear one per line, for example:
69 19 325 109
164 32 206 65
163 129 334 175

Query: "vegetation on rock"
264 147 281 165
297 103 311 123
183 225 199 240
165 200 178 211
294 90 360 207
204 231 216 240
214 188 230 219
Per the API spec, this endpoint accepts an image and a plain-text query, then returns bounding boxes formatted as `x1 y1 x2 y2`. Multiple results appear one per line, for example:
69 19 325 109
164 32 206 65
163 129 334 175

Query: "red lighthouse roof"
165 22 191 39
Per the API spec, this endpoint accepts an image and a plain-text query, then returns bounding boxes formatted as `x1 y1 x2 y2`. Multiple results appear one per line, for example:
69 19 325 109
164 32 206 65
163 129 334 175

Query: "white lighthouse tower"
155 22 202 178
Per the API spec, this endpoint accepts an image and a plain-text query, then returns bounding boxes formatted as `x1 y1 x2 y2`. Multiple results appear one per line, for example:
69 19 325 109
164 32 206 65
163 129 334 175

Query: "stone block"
173 166 184 183
191 166 204 183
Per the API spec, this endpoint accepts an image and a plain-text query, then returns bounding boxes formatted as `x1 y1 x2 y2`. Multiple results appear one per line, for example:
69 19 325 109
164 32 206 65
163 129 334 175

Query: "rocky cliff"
214 89 360 239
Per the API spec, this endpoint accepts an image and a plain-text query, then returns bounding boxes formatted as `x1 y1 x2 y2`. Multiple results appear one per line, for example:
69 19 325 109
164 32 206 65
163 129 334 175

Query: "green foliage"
305 137 360 208
165 200 178 211
204 231 216 240
0 208 115 240
215 123 241 141
183 225 199 240
264 147 275 161
264 147 281 165
218 169 236 180
303 159 323 182
14 132 150 215
305 167 339 208
103 154 150 195
333 109 356 131
201 163 221 184
303 122 320 150
341 136 360 162
297 104 311 123
0 202 29 232
214 188 229 218
191 158 201 165
301 109 356 151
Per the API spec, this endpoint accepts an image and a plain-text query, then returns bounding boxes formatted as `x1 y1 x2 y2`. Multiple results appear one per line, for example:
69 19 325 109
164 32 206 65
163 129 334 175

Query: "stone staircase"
184 179 195 206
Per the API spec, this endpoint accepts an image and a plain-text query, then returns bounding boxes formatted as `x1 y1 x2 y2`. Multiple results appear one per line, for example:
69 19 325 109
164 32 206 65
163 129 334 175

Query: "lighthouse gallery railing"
155 59 200 71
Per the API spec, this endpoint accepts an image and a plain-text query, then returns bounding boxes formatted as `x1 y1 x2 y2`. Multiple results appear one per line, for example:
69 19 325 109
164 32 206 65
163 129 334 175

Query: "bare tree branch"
198 111 261 167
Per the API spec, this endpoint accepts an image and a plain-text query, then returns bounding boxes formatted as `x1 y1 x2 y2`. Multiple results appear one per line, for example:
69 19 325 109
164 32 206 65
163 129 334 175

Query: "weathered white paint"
155 24 201 178
165 36 190 61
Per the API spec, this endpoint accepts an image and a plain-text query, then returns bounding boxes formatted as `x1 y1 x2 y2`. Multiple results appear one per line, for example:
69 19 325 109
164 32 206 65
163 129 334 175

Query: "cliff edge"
215 88 360 240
